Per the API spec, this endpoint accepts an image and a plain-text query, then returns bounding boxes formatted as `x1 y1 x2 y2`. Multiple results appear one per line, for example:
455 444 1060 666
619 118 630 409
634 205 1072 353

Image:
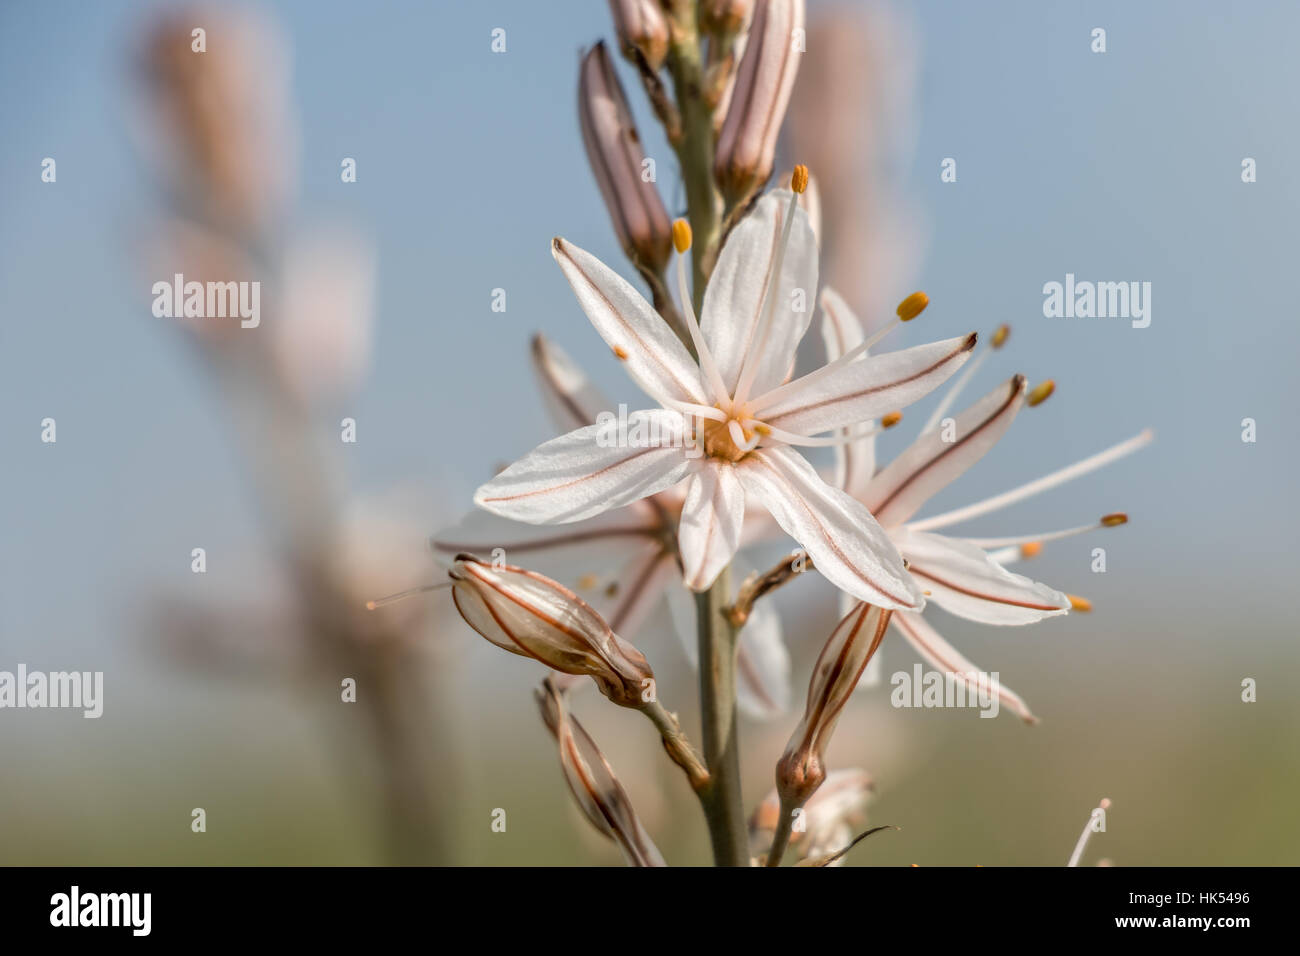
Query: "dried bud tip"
880 411 903 429
991 323 1011 348
1067 594 1093 612
1100 512 1128 527
1019 541 1043 559
672 218 692 253
1027 379 1055 407
896 291 929 321
790 164 809 194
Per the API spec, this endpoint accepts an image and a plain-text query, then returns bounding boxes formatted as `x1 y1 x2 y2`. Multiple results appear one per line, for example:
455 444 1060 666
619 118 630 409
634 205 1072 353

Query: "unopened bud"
607 0 669 72
714 0 806 202
776 602 891 810
535 677 667 866
450 554 653 708
579 42 673 274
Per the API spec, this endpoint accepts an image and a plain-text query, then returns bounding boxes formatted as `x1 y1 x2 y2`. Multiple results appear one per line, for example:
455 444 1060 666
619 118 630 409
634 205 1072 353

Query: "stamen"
728 419 760 452
612 345 630 360
365 582 452 610
1067 595 1092 612
991 323 1011 348
755 420 881 447
791 164 809 194
881 410 903 429
1020 541 1043 558
731 187 803 407
906 430 1153 532
672 219 732 406
956 515 1130 548
1027 379 1055 407
659 397 730 422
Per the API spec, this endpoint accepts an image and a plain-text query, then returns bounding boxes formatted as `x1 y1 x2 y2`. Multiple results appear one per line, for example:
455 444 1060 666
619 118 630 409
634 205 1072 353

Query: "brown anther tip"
991 323 1011 348
881 410 903 429
612 345 630 360
1019 541 1043 559
1027 379 1055 407
1101 512 1128 527
1067 594 1092 613
791 164 809 194
672 218 692 253
896 291 929 321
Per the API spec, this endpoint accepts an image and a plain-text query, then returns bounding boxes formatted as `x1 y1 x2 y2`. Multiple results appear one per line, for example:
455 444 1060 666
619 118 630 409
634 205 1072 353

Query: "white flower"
473 185 976 610
820 292 1153 720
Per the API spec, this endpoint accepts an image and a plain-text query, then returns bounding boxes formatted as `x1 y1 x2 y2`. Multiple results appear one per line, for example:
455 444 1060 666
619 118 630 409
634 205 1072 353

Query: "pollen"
1067 594 1093 612
1101 512 1128 527
1027 380 1055 407
672 218 692 253
612 345 630 360
790 164 809 194
896 291 929 321
1019 541 1043 559
991 323 1011 348
881 411 903 429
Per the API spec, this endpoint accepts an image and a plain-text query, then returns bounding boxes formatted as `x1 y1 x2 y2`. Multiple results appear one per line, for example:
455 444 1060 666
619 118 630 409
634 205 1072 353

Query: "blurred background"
1 0 1297 865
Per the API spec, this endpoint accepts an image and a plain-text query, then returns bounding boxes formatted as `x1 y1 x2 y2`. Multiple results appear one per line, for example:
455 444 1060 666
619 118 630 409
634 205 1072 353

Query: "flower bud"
607 0 669 72
536 677 667 867
714 0 806 202
449 554 653 708
579 42 673 274
751 768 873 864
775 601 890 810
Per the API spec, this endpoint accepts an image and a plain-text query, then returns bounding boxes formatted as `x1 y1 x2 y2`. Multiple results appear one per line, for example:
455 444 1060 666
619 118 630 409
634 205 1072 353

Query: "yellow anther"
612 345 630 360
896 291 929 321
1019 541 1043 559
753 423 772 436
790 164 809 194
576 574 599 590
991 323 1010 348
881 411 903 429
1067 594 1092 612
1027 380 1055 407
672 219 692 253
1101 512 1128 527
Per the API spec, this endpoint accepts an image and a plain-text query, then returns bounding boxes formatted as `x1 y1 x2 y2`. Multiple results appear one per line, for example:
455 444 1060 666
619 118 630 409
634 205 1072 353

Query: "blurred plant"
132 4 455 864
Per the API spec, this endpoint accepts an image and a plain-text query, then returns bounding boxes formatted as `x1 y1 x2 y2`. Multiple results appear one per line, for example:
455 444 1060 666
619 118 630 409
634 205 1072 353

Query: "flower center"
700 417 750 462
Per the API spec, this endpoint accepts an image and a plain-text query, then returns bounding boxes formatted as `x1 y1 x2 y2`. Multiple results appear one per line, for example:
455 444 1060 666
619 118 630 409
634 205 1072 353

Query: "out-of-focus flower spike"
449 553 653 708
535 677 667 867
607 0 669 72
579 42 673 275
714 0 806 203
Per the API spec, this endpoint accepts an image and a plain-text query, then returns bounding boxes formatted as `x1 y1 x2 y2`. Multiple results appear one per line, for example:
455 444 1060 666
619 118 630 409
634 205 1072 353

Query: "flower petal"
891 610 1038 723
819 287 875 497
552 237 707 406
863 376 1026 530
531 332 615 431
474 411 692 524
897 528 1069 626
737 446 921 610
432 506 657 562
756 333 976 436
700 190 819 397
678 463 746 592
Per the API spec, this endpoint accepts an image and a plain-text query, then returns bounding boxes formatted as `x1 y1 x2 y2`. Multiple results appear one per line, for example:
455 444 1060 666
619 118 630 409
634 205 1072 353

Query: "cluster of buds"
448 553 654 709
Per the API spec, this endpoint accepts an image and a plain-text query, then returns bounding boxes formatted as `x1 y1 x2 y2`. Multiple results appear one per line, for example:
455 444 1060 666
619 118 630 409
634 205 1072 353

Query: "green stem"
696 564 748 866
